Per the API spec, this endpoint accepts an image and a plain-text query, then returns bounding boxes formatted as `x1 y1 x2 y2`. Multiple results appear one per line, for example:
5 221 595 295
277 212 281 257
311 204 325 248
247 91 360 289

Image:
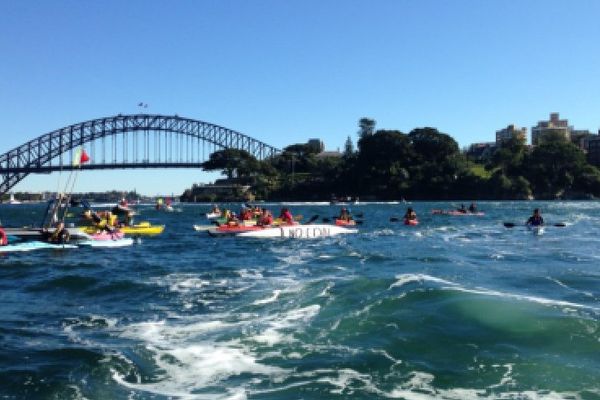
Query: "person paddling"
338 207 353 222
526 208 544 227
279 208 294 225
258 209 273 226
468 202 477 213
404 207 417 222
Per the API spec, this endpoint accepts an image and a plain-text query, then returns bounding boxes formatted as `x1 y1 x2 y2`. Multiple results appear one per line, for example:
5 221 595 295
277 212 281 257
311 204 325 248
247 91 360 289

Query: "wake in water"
1 202 599 399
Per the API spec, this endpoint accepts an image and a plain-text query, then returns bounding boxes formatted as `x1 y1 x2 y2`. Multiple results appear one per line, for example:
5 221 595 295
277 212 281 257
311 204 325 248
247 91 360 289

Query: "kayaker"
240 207 253 221
0 227 7 246
112 199 133 225
526 208 544 227
227 212 240 226
258 209 273 226
211 204 221 214
44 221 70 244
338 207 353 222
468 203 477 213
457 204 467 214
404 207 417 222
279 208 294 225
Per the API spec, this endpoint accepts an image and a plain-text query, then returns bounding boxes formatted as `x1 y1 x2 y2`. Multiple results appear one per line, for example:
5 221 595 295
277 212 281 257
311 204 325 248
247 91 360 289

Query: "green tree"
358 118 376 139
201 148 260 181
524 140 587 198
344 136 354 157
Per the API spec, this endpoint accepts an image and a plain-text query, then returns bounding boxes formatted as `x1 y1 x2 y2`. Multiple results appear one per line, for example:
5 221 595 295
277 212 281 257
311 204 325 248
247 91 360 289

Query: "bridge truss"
0 114 280 195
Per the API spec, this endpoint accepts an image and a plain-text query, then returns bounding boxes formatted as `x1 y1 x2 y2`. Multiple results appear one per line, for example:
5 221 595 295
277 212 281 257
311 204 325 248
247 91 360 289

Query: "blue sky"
2 0 600 195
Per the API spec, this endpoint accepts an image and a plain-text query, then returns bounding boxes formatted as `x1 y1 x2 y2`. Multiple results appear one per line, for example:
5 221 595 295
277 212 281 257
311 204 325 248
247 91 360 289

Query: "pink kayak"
404 219 419 226
90 231 124 241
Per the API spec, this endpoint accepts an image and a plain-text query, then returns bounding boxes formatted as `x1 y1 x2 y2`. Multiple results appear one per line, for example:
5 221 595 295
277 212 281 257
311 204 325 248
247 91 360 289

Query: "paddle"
503 222 566 228
390 217 400 222
304 215 319 225
322 217 331 223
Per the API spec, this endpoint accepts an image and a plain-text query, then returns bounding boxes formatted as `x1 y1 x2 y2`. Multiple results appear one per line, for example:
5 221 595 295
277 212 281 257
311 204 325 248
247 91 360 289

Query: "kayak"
193 224 215 231
335 219 356 226
432 210 485 216
206 212 222 219
78 238 134 247
79 222 164 236
207 225 265 237
404 219 419 226
236 224 358 238
89 231 125 241
527 224 545 236
0 241 77 253
3 227 91 241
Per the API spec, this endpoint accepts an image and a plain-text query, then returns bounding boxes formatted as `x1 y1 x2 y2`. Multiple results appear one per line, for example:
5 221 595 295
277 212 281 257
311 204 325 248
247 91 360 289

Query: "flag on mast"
72 148 90 167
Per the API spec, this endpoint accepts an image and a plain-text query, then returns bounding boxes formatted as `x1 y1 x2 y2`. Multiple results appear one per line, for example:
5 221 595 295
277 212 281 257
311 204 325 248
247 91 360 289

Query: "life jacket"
0 227 7 246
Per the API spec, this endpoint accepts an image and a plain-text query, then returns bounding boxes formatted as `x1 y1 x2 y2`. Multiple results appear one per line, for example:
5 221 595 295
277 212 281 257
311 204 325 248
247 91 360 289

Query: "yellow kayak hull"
79 222 165 236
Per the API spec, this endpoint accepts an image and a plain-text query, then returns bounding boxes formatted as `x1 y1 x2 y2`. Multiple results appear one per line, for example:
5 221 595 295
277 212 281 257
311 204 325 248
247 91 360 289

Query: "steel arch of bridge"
0 114 280 195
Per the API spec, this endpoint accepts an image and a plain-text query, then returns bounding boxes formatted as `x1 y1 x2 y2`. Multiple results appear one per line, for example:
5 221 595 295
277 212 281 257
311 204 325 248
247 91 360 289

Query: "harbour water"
1 202 599 399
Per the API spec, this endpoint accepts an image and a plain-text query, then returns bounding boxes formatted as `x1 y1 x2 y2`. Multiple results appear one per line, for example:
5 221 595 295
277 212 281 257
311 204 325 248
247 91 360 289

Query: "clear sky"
2 0 600 195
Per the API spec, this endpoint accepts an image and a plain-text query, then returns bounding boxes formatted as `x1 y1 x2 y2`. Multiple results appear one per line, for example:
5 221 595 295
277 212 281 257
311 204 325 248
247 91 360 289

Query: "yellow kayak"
79 222 165 236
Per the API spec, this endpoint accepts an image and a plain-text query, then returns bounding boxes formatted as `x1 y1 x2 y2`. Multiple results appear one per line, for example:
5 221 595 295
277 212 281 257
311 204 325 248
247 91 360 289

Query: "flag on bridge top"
72 148 90 167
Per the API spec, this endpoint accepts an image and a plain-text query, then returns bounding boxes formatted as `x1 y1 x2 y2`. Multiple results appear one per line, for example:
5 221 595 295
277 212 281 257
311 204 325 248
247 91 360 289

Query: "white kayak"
528 225 545 236
194 224 216 231
0 241 77 253
235 224 357 239
205 212 222 219
78 238 134 248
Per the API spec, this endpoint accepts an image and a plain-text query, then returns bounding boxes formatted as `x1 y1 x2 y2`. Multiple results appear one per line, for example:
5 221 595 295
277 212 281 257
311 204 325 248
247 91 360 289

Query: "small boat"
193 224 215 231
79 238 134 247
207 222 357 238
431 210 485 216
79 222 164 236
0 241 77 253
207 224 265 237
236 224 357 238
89 231 125 241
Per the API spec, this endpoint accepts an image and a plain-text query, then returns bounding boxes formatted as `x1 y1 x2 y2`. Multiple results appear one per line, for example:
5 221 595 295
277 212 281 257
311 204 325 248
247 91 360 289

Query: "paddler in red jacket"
279 208 294 225
258 209 273 226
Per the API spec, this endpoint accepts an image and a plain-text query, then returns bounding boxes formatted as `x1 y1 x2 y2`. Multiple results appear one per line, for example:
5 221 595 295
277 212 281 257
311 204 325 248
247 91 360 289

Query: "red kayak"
404 219 419 226
335 219 356 226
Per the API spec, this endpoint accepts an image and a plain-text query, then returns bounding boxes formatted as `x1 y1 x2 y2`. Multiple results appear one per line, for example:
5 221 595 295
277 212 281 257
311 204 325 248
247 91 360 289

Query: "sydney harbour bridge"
0 114 281 196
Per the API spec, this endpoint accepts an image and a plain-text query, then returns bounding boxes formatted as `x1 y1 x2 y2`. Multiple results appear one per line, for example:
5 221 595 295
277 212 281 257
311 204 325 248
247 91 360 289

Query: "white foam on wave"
452 286 599 312
388 274 598 312
253 289 281 305
251 304 321 346
389 273 457 290
120 319 234 345
237 268 263 279
546 277 595 298
114 315 287 399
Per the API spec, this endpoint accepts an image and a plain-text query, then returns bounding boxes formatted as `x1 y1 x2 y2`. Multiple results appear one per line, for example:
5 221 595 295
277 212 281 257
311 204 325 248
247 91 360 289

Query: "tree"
201 148 260 181
343 136 354 157
488 135 527 176
408 127 460 162
358 118 376 139
524 140 587 198
355 130 413 197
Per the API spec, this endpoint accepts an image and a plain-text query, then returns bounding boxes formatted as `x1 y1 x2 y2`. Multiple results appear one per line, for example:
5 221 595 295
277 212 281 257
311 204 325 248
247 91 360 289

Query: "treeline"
181 119 600 201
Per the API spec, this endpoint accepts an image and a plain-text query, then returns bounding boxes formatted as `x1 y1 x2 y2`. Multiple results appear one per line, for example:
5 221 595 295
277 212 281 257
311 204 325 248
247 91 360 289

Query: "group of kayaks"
0 203 166 253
